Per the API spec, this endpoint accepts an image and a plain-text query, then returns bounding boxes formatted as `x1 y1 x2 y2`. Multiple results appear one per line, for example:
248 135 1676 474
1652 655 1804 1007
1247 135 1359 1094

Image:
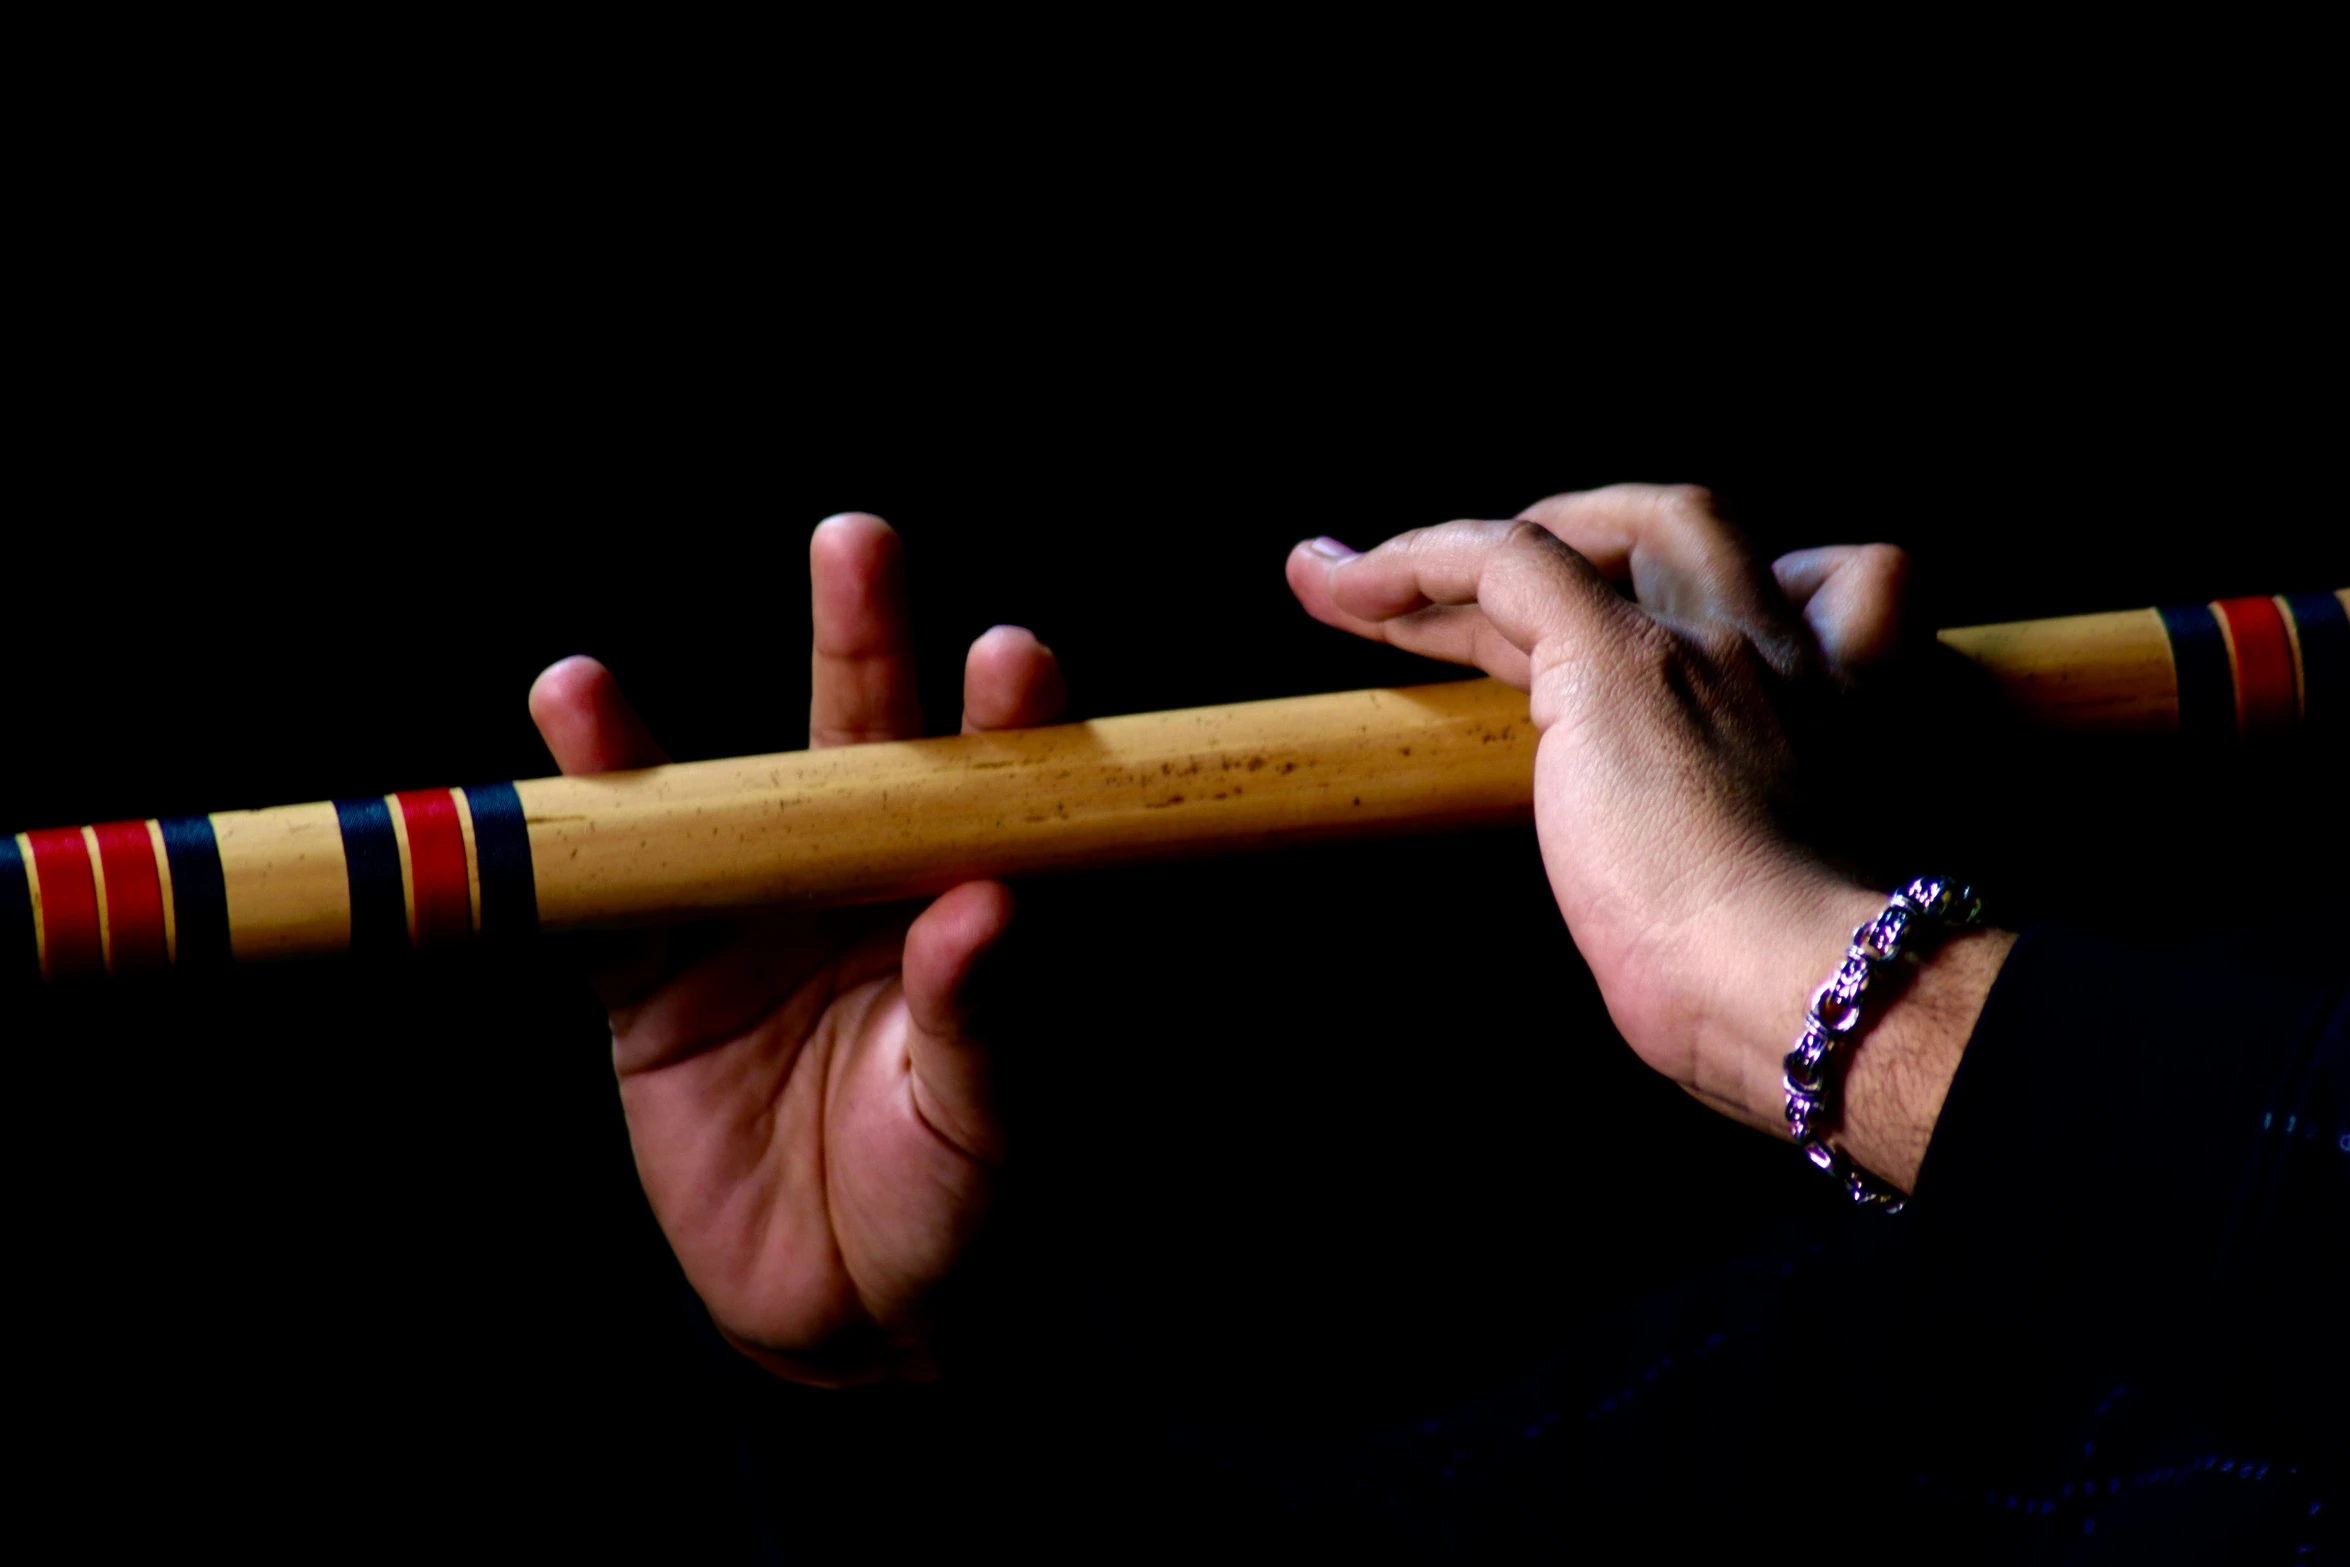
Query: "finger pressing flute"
4 592 2343 983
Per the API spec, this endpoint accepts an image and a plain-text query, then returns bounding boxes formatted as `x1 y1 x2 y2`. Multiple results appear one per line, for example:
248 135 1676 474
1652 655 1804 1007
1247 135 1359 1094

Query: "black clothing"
699 923 2346 1562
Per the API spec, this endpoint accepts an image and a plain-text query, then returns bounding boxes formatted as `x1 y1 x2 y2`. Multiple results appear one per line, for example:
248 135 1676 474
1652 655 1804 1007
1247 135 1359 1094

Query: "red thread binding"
91 821 168 973
25 828 103 980
394 790 473 947
2212 597 2298 738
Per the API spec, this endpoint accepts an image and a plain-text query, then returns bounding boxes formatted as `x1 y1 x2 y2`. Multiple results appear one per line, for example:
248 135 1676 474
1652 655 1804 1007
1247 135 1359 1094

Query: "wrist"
1666 868 2013 1194
1677 870 1886 1136
1831 917 2013 1192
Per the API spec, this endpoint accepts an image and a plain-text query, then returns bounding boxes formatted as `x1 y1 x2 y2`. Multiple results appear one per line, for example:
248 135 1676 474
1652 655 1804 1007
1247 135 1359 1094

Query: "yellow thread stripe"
79 825 113 975
453 788 483 934
144 820 178 967
16 833 47 982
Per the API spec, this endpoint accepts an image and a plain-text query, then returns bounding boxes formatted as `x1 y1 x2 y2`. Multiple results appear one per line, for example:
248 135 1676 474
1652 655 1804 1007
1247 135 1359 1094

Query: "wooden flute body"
6 592 2344 982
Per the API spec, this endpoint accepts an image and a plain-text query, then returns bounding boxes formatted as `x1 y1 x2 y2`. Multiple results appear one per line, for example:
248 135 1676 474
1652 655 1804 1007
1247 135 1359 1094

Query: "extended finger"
898 879 1016 1164
1772 544 1912 681
1286 538 1536 684
810 513 922 749
1517 484 1807 675
526 655 675 1003
529 655 670 773
1289 522 1631 681
961 625 1068 733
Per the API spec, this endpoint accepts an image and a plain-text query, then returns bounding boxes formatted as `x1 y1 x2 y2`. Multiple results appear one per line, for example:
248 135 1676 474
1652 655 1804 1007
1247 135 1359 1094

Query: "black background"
7 117 2344 1556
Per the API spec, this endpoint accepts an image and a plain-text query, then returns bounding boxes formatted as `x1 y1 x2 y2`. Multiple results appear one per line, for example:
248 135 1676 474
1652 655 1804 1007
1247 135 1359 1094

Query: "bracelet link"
1784 877 1980 1217
1855 904 1914 960
1782 1023 1834 1094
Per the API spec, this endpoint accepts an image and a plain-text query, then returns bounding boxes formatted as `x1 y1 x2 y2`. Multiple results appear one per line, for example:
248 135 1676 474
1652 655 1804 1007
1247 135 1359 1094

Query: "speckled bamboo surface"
6 592 2343 981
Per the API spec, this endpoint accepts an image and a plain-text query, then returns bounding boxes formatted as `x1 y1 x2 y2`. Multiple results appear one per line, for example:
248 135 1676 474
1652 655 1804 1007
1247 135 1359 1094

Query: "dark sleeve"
1910 921 2347 1444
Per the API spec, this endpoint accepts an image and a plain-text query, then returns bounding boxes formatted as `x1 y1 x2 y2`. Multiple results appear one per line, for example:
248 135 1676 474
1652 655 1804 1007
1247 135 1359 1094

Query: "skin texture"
531 489 2009 1385
528 514 1065 1385
1286 486 2011 1182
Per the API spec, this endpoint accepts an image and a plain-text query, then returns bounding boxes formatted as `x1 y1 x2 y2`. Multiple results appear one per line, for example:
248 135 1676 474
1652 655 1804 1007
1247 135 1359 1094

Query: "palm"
528 515 1064 1383
612 914 980 1376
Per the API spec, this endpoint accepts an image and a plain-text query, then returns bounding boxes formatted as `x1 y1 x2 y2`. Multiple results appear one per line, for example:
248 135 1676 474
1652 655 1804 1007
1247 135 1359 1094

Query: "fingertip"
920 880 1017 965
528 653 607 725
966 624 1056 690
971 622 1047 660
1285 541 1351 622
903 880 1018 1031
809 511 917 678
964 625 1068 730
815 510 895 534
528 654 667 773
936 876 1017 933
1802 543 1914 678
1768 546 1854 608
811 511 901 565
1855 542 1912 595
1322 556 1423 624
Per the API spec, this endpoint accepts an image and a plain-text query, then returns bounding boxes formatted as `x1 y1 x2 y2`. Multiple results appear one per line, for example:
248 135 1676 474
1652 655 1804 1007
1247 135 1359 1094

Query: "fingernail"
985 623 1055 657
1302 536 1358 562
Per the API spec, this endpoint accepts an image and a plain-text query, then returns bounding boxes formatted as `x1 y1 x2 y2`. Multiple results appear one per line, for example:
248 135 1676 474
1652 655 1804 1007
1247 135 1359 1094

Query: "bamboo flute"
6 591 2344 983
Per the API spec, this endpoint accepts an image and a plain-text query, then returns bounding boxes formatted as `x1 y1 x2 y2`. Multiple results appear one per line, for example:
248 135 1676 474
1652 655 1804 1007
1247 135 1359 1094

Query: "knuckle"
1491 522 1579 605
1515 489 1582 522
1853 542 1911 583
1692 622 1795 695
1626 613 1689 673
1587 480 1716 516
1426 517 1505 546
1500 517 1554 551
1646 487 1726 554
1654 483 1718 515
1693 620 1753 668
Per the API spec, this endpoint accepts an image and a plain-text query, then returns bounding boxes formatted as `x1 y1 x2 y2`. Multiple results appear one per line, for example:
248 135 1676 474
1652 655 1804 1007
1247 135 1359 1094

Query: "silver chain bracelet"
1783 874 1984 1215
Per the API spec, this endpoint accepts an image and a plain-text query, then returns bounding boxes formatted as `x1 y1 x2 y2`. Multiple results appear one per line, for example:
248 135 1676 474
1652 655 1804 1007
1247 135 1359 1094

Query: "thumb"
899 879 1017 1164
